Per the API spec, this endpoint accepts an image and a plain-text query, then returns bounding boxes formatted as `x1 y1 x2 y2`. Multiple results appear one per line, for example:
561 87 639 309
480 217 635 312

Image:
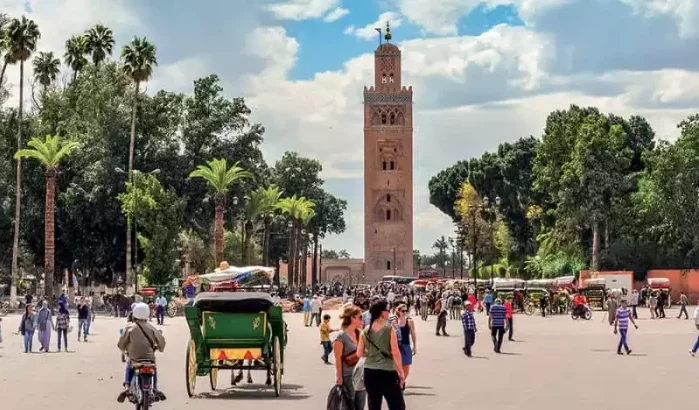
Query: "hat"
464 301 472 306
215 261 230 272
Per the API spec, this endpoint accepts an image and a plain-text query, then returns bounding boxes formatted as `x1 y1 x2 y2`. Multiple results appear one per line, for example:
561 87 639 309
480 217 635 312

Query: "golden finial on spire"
384 21 392 42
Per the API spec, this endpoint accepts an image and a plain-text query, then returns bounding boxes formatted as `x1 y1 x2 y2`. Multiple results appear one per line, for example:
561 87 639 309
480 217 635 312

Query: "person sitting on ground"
117 302 166 403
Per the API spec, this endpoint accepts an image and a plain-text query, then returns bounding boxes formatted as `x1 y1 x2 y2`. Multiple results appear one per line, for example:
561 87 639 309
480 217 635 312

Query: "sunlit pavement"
1 307 698 409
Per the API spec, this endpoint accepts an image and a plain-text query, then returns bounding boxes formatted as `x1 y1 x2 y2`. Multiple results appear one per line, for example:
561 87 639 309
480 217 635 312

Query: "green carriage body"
184 292 287 397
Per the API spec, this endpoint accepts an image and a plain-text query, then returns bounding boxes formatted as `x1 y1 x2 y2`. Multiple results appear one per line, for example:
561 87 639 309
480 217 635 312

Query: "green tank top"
362 323 395 371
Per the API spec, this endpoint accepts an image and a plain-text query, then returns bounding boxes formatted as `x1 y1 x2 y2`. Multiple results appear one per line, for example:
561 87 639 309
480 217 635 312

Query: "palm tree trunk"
311 232 319 288
126 80 140 289
0 59 8 87
214 197 224 265
44 168 57 300
289 222 297 291
286 223 293 289
72 70 77 83
591 219 600 272
263 216 272 266
244 220 253 265
10 60 25 304
300 234 308 288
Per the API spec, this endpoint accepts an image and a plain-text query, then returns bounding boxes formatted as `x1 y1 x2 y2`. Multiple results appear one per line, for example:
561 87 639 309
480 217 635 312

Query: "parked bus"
381 275 416 285
417 270 439 280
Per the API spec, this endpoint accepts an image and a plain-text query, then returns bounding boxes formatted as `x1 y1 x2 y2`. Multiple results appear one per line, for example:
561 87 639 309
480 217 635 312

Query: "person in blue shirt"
302 296 312 326
483 290 494 315
488 298 508 353
155 293 168 325
184 283 196 306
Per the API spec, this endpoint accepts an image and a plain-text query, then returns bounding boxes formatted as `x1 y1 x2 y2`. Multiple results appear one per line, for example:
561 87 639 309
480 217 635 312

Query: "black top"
194 292 275 313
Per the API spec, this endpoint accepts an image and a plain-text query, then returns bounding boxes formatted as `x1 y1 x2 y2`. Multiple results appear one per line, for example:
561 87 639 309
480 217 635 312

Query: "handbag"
352 357 366 391
326 385 352 410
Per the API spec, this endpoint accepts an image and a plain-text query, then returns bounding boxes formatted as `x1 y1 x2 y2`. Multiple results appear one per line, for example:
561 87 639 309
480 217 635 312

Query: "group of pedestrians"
16 296 93 353
460 297 515 356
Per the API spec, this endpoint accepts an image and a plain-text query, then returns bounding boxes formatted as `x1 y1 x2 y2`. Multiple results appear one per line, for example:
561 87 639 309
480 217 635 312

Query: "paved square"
1 307 696 409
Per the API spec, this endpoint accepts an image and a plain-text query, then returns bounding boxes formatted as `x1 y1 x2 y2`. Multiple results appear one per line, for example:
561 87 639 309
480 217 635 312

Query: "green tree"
32 51 60 91
432 236 448 276
84 24 114 66
5 15 40 302
278 195 315 289
14 135 78 298
189 158 251 265
121 36 157 289
118 172 185 285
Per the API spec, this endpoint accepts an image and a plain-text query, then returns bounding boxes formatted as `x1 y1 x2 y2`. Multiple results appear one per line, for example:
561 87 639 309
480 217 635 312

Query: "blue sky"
3 0 699 259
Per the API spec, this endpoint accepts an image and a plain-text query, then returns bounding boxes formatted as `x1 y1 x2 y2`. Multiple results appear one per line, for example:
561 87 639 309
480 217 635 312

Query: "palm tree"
279 196 315 289
85 24 114 66
32 51 60 91
121 36 157 289
243 190 266 266
15 135 78 299
64 35 88 82
258 185 283 266
0 14 10 86
432 236 448 276
6 16 40 304
189 159 251 265
298 207 316 288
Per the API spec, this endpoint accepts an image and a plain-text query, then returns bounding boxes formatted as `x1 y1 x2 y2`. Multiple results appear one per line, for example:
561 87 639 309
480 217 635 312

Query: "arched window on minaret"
382 74 387 84
381 113 387 125
390 160 395 170
386 260 392 270
386 209 392 221
389 113 396 125
389 73 394 83
382 161 387 170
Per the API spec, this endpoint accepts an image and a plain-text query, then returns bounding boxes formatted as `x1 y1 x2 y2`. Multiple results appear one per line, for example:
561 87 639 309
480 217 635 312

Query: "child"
319 314 336 364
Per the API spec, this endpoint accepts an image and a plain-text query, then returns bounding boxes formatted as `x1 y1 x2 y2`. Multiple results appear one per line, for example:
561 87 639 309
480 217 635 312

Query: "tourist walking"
155 293 167 325
393 304 416 386
311 295 322 327
461 301 476 357
35 301 53 352
677 293 689 319
614 299 637 355
689 300 699 357
19 304 36 353
656 291 667 318
55 302 70 352
488 298 507 353
504 296 515 341
630 289 639 319
357 299 406 410
302 295 311 326
649 292 657 319
435 296 448 336
334 305 367 410
77 297 90 341
607 295 618 326
484 290 493 315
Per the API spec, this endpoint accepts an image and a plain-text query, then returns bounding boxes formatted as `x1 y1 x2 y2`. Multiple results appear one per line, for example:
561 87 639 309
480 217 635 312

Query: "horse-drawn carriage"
579 278 607 310
184 292 287 397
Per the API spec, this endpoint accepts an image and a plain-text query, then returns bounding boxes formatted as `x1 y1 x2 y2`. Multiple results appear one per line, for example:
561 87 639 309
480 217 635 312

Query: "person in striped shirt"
461 301 477 357
488 298 508 353
614 299 638 355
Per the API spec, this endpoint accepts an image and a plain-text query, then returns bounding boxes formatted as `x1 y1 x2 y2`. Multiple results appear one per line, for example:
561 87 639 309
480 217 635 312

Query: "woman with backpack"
18 304 36 353
357 299 406 410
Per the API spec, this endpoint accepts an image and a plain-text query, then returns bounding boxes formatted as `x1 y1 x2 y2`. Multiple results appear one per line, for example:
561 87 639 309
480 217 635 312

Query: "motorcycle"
571 304 592 320
128 362 157 409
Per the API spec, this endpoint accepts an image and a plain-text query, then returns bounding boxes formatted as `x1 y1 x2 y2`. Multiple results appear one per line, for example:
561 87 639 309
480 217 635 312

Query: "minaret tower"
363 22 414 281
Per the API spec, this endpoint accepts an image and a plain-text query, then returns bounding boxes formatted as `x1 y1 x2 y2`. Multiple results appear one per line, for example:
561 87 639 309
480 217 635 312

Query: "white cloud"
266 0 344 21
396 0 517 35
344 12 402 40
324 7 349 22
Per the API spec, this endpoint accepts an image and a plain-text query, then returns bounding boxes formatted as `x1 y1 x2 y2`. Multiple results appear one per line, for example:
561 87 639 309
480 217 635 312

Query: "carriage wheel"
272 336 282 397
186 339 197 397
209 368 218 391
167 301 177 318
525 304 534 316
